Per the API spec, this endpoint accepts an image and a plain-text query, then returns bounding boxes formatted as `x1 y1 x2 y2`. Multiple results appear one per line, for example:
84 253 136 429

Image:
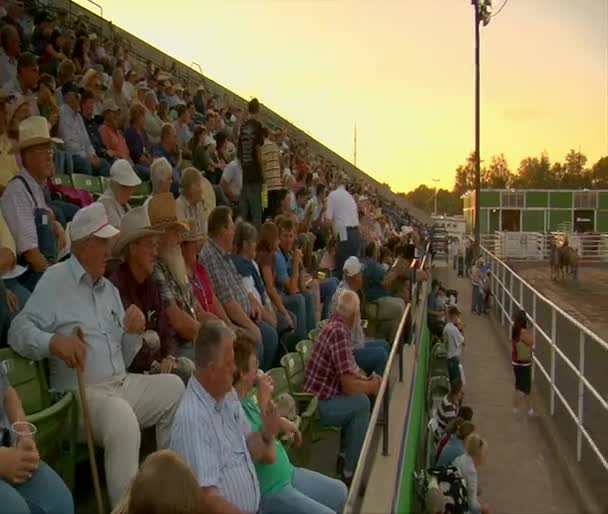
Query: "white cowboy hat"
113 206 164 256
12 116 62 153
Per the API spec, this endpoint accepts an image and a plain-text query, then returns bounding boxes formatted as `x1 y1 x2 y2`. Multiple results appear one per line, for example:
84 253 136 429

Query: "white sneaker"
527 408 536 417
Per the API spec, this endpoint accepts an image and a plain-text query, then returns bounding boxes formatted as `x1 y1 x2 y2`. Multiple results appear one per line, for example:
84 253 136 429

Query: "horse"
560 246 578 280
550 242 563 281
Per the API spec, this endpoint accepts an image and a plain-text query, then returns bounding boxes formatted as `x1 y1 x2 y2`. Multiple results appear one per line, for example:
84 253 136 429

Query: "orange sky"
75 0 608 193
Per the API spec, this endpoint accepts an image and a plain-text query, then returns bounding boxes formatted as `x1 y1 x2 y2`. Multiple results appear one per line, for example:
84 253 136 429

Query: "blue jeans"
300 289 318 334
239 181 263 225
353 340 389 376
49 200 79 227
258 319 279 371
260 467 348 514
282 292 308 341
318 393 370 473
336 227 361 280
133 163 150 181
319 277 338 319
72 155 111 176
0 461 74 514
472 285 483 314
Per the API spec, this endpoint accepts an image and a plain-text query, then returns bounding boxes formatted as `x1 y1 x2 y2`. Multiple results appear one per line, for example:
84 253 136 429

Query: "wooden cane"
75 327 105 514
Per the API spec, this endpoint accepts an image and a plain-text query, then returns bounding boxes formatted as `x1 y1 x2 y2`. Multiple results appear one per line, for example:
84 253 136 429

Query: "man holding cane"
8 203 185 509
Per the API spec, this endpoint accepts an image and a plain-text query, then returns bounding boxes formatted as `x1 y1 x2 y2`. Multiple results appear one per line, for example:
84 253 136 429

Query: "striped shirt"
170 379 260 513
0 169 50 254
435 394 459 434
200 239 251 316
259 139 282 191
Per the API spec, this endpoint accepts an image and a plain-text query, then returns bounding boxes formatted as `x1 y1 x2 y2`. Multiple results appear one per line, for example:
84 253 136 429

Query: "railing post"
550 307 557 416
382 383 391 456
501 263 506 327
577 330 585 462
531 294 537 382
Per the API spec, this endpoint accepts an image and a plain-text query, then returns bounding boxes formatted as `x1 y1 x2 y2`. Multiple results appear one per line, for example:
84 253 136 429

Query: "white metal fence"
481 246 608 477
480 231 608 263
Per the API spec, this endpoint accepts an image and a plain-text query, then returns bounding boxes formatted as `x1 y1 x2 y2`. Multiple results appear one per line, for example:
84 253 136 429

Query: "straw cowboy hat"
113 206 164 256
181 230 206 245
148 192 191 233
12 116 62 153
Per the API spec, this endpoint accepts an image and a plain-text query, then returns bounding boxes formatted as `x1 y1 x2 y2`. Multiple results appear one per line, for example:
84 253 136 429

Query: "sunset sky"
75 0 608 193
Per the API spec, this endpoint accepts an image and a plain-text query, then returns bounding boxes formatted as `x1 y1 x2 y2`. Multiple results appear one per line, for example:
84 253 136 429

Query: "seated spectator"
72 36 91 75
4 52 39 115
193 85 206 116
145 157 173 208
436 418 475 468
232 222 287 345
176 167 214 237
428 279 446 319
174 104 192 153
219 145 242 206
233 336 348 514
79 68 106 115
148 193 210 362
275 217 338 331
110 206 192 383
431 379 464 442
79 89 114 163
37 73 59 135
100 99 149 181
54 59 76 107
58 81 110 176
152 123 181 194
361 242 406 343
452 434 490 514
200 206 279 371
329 257 389 376
0 87 19 193
97 159 142 229
8 203 184 508
294 187 309 225
304 289 379 484
256 221 297 339
125 102 152 171
0 358 74 514
170 321 281 514
1 116 66 291
112 450 208 514
143 90 162 146
0 25 19 87
434 406 474 465
444 305 464 385
107 67 129 129
190 124 210 176
306 183 329 249
7 95 31 143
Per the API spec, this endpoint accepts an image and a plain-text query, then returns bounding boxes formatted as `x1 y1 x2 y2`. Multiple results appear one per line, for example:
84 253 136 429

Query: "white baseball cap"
110 159 142 187
343 256 363 277
69 203 120 242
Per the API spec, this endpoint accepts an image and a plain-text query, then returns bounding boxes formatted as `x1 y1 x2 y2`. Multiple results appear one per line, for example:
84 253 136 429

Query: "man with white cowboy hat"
110 206 194 384
9 202 185 508
97 159 142 228
0 115 66 291
149 192 215 362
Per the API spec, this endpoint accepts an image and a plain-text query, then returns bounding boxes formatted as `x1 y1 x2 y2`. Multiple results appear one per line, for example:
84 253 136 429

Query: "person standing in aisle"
325 184 360 280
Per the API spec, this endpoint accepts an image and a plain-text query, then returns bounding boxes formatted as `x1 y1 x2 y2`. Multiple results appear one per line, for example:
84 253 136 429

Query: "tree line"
400 150 608 216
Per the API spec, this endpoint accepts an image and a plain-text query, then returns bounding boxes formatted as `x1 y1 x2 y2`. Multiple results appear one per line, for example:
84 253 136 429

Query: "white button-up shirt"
325 185 359 241
58 103 95 158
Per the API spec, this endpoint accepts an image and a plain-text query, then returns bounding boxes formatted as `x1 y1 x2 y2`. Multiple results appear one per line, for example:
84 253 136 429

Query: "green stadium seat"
71 174 102 197
100 176 111 191
308 328 320 343
0 349 76 488
296 339 313 366
51 174 73 187
130 181 151 206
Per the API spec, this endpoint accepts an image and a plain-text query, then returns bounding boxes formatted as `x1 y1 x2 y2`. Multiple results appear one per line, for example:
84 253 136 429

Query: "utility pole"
432 178 440 216
472 0 492 257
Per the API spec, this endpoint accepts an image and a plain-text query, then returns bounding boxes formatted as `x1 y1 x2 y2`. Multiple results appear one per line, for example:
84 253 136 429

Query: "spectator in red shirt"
303 289 381 484
110 206 193 383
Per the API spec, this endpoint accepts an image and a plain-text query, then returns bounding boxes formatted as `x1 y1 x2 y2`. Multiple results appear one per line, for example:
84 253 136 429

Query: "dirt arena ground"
514 262 608 343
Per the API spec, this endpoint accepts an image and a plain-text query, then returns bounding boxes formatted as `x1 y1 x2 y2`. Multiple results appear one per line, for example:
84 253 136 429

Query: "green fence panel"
397 319 430 513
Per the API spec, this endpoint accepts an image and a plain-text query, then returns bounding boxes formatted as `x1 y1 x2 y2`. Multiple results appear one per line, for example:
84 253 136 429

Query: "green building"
463 189 608 234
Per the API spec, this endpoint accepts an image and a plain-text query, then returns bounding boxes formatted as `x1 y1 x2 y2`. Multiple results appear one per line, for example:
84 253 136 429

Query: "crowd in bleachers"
0 3 432 514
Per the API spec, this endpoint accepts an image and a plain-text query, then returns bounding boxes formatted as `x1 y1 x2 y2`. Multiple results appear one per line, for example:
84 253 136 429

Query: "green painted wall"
526 191 548 208
549 191 572 208
549 210 572 231
522 210 545 231
597 211 608 232
480 191 500 208
480 209 489 233
599 193 608 210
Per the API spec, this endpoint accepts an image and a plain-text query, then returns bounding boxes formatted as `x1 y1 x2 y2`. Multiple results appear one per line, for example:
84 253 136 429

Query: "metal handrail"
344 243 431 514
482 245 608 472
84 0 103 19
343 303 411 513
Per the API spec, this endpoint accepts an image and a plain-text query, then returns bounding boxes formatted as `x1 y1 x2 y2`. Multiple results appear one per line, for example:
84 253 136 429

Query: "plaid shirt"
152 261 197 317
200 239 251 315
329 281 365 349
304 313 358 400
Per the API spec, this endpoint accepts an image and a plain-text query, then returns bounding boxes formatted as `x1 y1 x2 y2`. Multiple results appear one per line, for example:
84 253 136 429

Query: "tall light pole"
472 0 492 257
432 178 440 216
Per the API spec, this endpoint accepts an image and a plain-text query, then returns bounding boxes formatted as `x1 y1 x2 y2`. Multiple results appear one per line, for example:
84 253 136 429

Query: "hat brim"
152 220 191 233
94 224 120 239
113 174 142 188
13 136 63 154
112 228 164 256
